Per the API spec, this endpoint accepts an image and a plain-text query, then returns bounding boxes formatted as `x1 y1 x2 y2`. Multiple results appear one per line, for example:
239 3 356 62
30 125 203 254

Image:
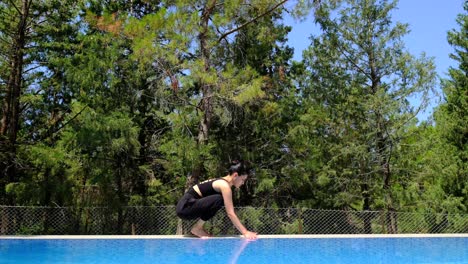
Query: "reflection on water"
229 239 252 264
182 238 254 264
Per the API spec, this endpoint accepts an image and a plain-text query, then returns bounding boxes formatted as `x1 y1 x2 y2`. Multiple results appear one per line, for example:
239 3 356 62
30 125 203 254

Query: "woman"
176 161 257 239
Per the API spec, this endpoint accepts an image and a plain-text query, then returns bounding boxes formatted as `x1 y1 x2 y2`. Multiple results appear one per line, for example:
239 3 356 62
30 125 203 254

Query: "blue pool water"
0 237 467 264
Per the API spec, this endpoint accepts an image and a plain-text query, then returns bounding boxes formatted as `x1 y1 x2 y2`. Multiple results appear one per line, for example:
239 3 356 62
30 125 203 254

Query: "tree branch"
36 105 89 143
217 0 289 43
335 43 371 80
23 64 44 74
7 0 22 15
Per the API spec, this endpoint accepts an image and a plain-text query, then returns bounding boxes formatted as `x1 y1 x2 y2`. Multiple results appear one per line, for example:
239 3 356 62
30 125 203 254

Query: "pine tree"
0 0 81 205
293 0 437 232
431 2 467 211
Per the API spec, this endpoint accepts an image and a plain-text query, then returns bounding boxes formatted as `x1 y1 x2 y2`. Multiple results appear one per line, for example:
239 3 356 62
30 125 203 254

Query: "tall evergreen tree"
431 2 467 211
0 0 81 205
292 0 437 232
56 0 178 213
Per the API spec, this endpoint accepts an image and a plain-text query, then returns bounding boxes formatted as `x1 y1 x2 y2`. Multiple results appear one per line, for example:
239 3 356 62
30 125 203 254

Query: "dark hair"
228 160 251 176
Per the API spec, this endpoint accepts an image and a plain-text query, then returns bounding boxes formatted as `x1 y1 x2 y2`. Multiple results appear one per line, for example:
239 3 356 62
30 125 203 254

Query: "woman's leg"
177 194 224 220
197 194 224 221
187 194 224 237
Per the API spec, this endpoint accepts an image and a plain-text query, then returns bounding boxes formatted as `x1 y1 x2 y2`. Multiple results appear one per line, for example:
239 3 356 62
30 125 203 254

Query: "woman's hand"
243 231 258 240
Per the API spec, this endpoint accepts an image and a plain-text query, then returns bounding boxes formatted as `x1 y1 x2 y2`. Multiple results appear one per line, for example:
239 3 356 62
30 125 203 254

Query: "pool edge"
1 234 467 239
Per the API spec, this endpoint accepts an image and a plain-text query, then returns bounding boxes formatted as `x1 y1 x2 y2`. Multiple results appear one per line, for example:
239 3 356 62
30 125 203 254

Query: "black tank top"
193 178 227 197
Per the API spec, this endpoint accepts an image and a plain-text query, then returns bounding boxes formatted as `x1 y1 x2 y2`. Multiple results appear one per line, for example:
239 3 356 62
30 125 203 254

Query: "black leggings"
176 192 224 221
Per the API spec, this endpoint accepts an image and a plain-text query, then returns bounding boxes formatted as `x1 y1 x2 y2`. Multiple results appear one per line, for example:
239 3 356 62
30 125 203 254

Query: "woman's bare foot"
191 226 212 238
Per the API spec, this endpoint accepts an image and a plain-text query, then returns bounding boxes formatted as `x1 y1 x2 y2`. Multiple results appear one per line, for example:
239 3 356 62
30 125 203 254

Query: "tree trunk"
177 2 217 235
369 37 397 233
361 183 373 234
42 167 52 233
116 162 124 234
383 162 398 233
189 0 217 186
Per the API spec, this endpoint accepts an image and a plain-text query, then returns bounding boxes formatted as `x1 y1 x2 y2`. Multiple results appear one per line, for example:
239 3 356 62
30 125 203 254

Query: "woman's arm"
218 182 257 239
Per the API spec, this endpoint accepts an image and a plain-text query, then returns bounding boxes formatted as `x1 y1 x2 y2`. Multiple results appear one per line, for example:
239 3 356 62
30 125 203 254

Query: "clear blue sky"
284 0 465 120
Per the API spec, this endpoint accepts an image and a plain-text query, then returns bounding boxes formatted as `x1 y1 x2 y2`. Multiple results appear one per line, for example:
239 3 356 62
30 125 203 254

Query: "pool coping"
1 234 467 239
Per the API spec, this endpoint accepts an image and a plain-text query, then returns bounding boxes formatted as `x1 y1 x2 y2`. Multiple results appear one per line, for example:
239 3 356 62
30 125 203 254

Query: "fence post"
0 206 6 235
297 207 303 234
176 219 184 235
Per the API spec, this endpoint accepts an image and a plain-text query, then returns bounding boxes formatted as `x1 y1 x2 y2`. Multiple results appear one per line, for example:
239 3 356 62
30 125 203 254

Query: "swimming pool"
1 235 467 264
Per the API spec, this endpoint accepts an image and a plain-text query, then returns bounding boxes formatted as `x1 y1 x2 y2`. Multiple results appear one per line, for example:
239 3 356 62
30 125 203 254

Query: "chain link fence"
1 205 467 236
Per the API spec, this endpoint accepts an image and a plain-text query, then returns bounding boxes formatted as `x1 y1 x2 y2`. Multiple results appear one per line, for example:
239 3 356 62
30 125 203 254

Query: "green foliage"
289 0 438 213
18 224 44 236
237 206 264 231
5 183 32 205
280 218 303 234
426 1 468 213
0 0 83 205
